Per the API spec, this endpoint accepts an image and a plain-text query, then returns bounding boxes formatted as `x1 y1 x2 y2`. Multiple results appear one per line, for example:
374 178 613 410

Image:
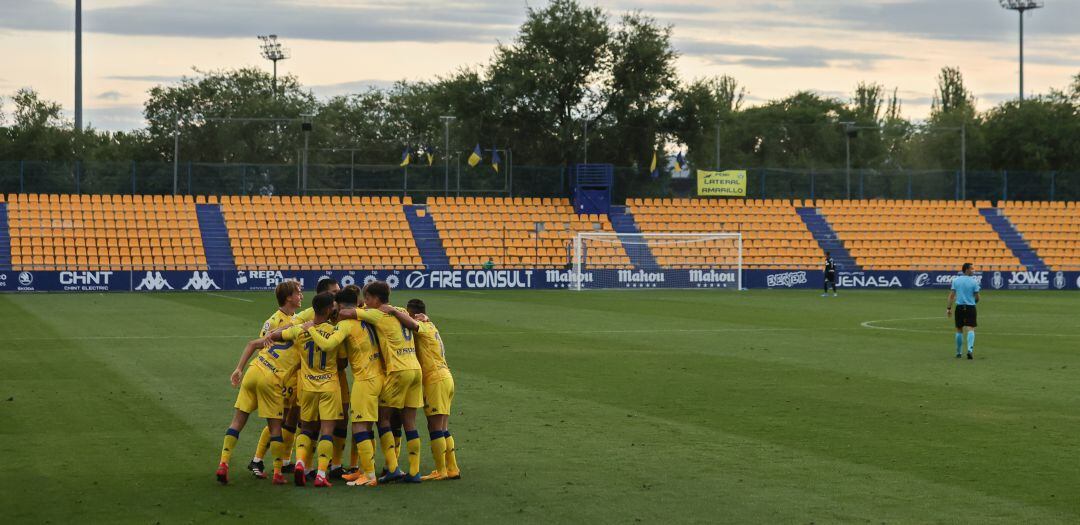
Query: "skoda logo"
386 274 400 289
405 271 426 289
914 273 930 287
991 272 1004 290
17 272 33 286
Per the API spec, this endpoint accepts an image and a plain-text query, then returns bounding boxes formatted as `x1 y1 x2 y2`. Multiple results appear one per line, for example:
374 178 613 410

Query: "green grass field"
2 289 1079 523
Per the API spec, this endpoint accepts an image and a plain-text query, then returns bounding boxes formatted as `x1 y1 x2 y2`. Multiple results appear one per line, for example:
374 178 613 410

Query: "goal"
571 232 742 290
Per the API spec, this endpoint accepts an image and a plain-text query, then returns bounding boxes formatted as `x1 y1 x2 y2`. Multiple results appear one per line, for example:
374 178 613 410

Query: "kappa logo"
182 271 220 290
991 272 1004 290
18 272 33 286
135 271 174 291
1053 271 1066 290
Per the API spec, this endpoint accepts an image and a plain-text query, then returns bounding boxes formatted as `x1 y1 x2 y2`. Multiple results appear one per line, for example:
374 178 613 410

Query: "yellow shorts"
339 373 351 406
380 369 423 409
349 375 384 423
234 367 285 419
283 374 298 409
423 376 455 417
299 389 344 422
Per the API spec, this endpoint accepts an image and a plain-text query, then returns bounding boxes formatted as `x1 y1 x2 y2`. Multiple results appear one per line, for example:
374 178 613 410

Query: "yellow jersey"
254 322 303 384
259 308 296 339
294 307 314 323
307 319 385 381
291 322 345 393
356 307 421 373
414 321 451 385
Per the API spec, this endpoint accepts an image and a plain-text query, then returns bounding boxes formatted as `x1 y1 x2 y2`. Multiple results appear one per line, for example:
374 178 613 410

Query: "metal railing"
1 161 1077 202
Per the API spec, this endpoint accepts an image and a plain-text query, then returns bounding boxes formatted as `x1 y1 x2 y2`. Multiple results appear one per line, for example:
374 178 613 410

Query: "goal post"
571 232 742 290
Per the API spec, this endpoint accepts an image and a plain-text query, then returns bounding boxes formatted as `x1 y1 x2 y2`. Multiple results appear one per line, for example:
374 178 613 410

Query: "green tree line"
2 0 1079 177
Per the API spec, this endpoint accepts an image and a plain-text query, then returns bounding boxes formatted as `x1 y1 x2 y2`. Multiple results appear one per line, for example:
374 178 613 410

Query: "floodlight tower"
999 1 1044 101
258 34 290 94
75 0 83 132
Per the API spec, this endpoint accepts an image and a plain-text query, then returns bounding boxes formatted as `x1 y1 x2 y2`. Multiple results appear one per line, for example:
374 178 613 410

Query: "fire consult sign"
697 170 747 197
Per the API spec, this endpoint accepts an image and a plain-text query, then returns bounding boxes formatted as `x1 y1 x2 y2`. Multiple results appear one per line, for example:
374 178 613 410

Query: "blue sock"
967 331 975 353
955 333 963 355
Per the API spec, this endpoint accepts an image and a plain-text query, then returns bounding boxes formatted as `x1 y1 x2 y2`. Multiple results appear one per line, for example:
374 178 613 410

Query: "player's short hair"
275 280 301 307
316 277 339 294
335 286 359 306
825 251 831 257
406 298 426 315
363 281 390 303
961 262 972 273
312 291 335 316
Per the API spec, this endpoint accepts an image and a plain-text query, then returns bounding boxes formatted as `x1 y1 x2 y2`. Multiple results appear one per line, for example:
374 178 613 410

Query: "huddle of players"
215 277 460 487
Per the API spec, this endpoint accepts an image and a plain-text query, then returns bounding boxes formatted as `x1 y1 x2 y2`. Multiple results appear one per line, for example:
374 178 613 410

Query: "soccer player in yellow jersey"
215 285 304 486
291 278 353 479
246 280 303 480
407 299 461 481
306 286 387 487
275 291 346 487
337 280 423 483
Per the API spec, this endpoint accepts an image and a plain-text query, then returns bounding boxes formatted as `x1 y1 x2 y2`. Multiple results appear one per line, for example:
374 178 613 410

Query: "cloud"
106 74 187 83
822 0 1080 42
310 79 399 98
96 90 124 101
80 105 146 131
678 40 897 69
0 0 522 44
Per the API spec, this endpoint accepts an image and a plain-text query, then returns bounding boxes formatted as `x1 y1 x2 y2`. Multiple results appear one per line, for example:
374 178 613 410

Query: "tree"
143 67 317 164
669 75 744 170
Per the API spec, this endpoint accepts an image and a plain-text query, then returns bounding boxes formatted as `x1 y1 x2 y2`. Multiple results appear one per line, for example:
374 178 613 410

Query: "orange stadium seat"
7 194 206 271
818 200 1023 272
221 195 422 271
427 196 630 270
626 197 819 270
998 201 1080 271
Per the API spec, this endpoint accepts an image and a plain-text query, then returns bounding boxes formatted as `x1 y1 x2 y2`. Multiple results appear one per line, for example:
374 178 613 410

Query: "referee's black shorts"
955 305 977 329
825 271 836 282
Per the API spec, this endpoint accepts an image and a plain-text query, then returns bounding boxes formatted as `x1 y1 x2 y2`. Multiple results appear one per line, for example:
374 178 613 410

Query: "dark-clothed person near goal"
822 252 837 297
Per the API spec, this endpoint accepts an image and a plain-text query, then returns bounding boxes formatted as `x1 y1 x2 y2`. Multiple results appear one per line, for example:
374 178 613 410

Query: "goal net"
571 232 742 290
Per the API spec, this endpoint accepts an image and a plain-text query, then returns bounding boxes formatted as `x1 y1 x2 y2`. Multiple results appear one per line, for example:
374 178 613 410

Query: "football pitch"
2 289 1079 523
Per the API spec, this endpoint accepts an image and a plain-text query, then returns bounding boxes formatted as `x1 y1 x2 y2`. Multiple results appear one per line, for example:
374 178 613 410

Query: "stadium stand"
426 196 631 269
6 193 206 271
625 198 821 269
817 199 1023 271
221 195 423 271
998 201 1080 270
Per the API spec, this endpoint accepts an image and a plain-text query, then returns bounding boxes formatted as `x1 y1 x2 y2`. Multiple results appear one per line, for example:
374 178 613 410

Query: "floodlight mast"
258 34 291 94
999 1 1044 102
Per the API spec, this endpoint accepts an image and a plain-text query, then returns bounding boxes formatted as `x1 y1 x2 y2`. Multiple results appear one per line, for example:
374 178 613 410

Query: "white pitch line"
860 317 1080 338
205 293 254 303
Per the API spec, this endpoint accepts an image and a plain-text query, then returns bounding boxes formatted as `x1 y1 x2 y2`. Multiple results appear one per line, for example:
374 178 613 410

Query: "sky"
1 0 1078 131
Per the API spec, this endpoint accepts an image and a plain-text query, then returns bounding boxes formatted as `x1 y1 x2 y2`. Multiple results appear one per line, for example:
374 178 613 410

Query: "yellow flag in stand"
399 148 410 167
649 151 658 179
467 144 482 167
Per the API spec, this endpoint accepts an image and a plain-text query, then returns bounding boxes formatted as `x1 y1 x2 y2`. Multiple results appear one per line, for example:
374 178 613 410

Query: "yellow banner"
697 170 747 197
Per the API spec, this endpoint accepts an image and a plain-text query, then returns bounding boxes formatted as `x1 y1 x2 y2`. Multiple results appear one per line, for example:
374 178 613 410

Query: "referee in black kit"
822 251 837 297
